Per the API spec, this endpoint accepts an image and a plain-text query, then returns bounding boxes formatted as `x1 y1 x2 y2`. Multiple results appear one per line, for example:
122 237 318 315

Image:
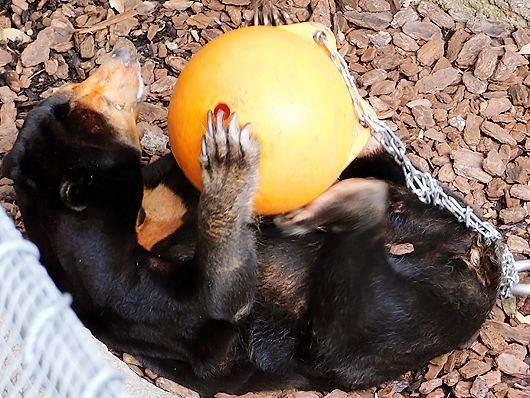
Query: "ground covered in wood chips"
0 0 530 397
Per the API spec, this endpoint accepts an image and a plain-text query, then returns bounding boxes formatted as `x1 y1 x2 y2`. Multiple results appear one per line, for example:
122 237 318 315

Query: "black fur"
3 80 501 397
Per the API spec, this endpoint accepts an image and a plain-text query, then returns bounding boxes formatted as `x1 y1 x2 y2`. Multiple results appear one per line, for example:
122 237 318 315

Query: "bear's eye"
59 180 88 212
53 102 71 120
137 207 146 226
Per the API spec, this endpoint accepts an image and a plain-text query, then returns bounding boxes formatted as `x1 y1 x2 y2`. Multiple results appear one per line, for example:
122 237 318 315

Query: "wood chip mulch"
0 0 529 398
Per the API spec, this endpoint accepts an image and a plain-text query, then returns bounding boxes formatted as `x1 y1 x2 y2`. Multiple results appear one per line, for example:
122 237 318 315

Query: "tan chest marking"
136 185 187 250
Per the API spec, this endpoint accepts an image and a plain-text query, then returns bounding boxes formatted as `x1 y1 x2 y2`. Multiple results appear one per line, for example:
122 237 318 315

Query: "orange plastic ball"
168 22 372 215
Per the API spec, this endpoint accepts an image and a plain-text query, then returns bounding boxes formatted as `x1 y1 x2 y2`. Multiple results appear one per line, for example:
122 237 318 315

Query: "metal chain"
313 31 519 301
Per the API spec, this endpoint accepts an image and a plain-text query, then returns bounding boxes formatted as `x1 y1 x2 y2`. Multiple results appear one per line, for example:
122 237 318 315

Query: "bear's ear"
59 179 88 212
1 139 35 192
2 150 18 181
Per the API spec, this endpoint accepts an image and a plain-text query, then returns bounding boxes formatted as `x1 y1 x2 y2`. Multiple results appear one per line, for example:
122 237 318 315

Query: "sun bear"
2 49 501 397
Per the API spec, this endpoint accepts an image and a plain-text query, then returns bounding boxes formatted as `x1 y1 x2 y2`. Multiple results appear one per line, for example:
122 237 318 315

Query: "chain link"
313 31 519 300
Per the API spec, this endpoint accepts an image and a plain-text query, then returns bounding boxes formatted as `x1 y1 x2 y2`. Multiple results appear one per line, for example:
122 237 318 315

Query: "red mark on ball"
214 103 230 120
